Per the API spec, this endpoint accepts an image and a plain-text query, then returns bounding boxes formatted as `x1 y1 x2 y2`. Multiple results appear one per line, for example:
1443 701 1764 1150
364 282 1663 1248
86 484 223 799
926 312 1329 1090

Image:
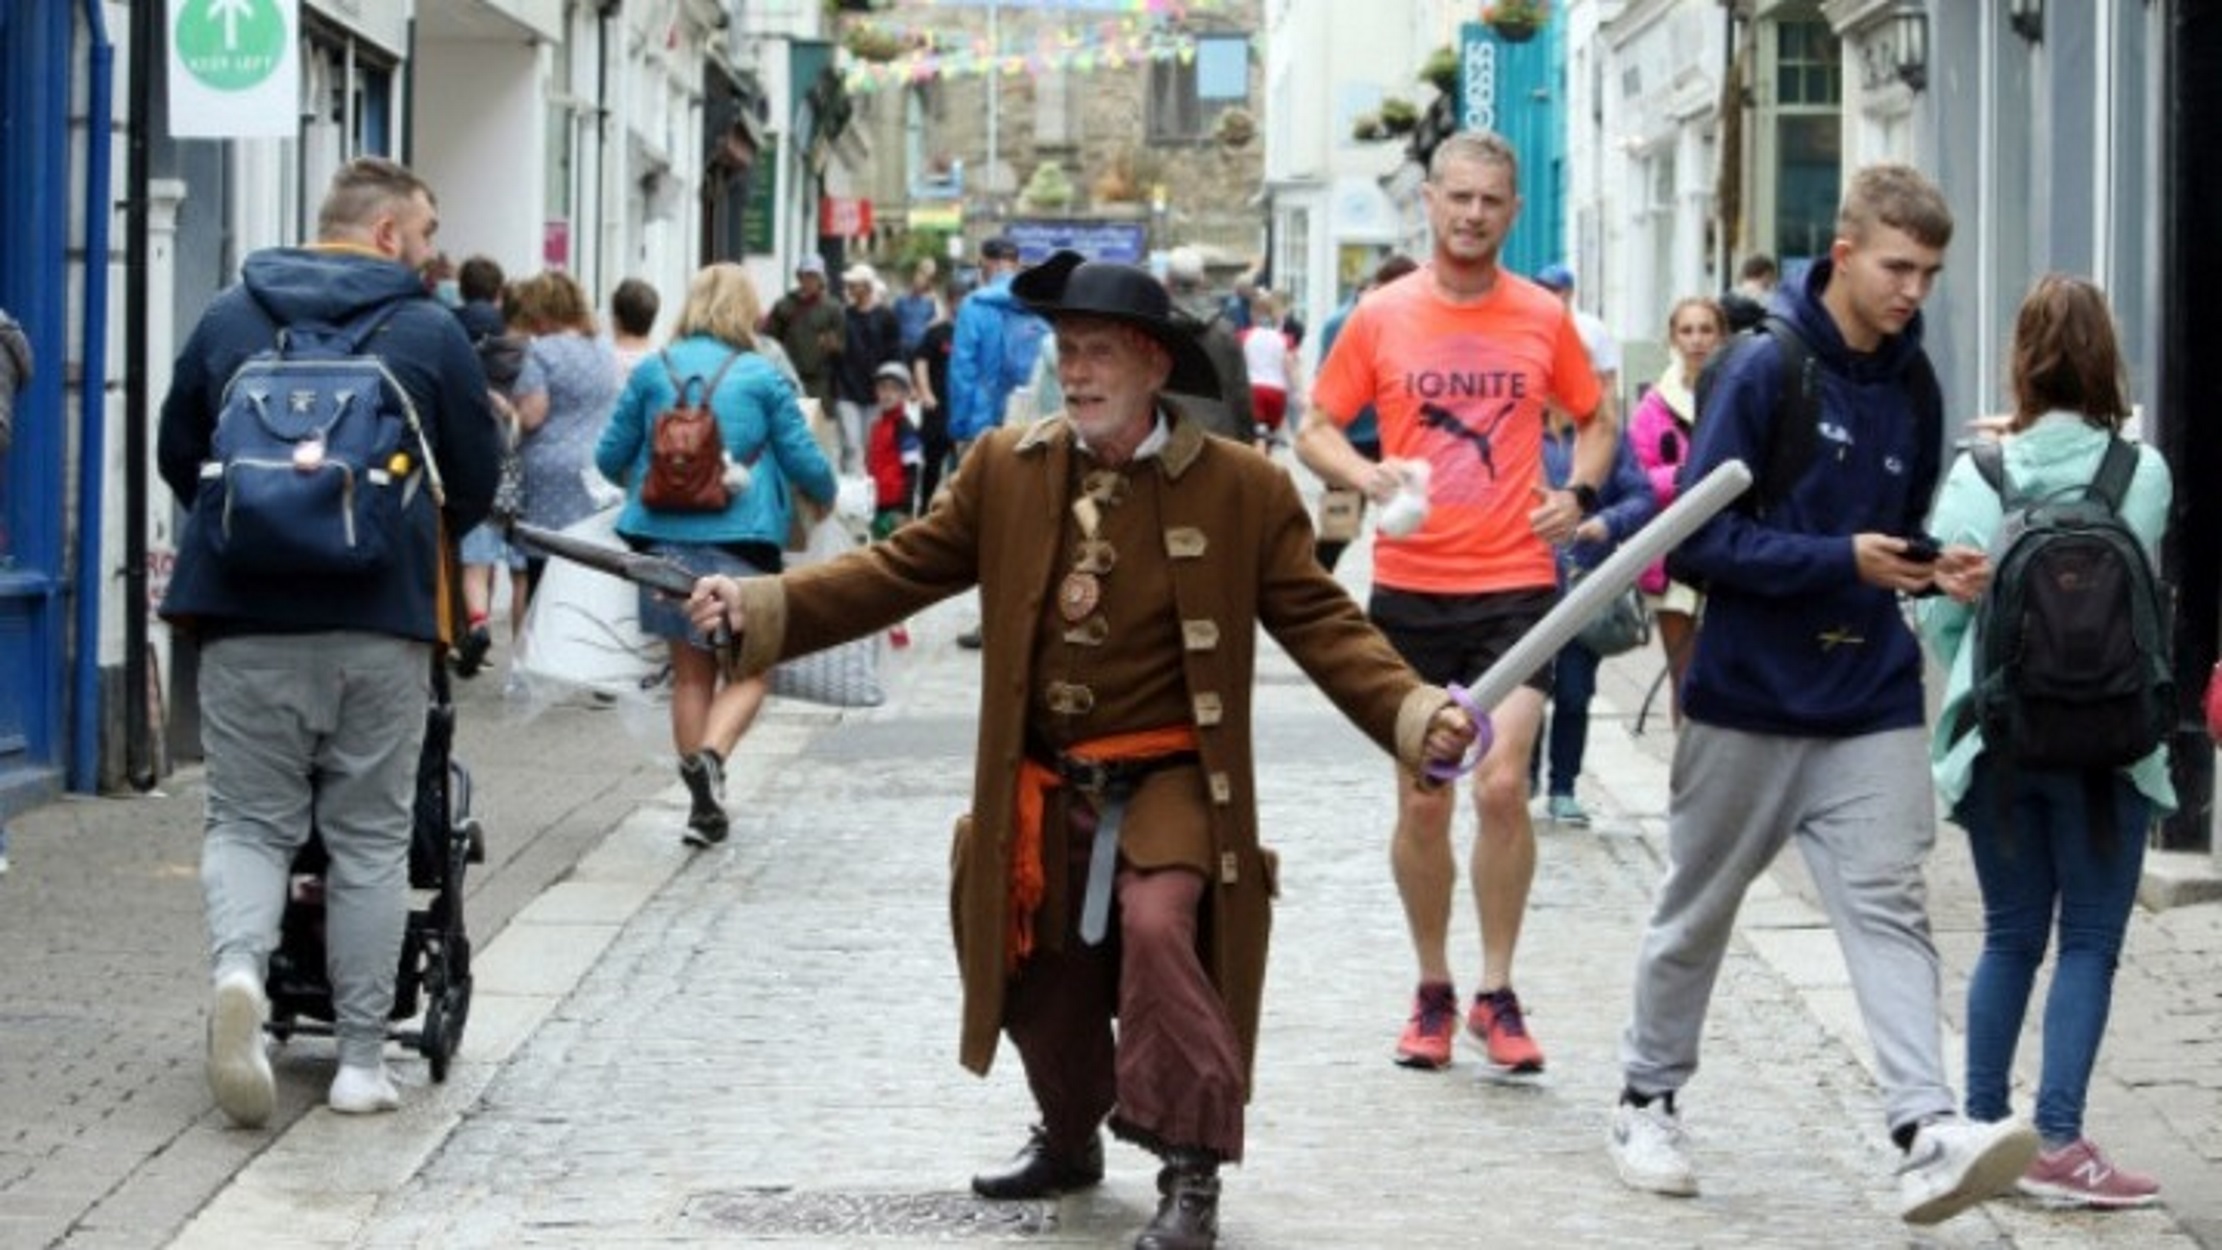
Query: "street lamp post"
985 0 999 233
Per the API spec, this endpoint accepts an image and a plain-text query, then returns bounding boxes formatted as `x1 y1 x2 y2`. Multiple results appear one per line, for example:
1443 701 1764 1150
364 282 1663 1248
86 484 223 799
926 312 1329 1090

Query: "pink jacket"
1628 381 1695 594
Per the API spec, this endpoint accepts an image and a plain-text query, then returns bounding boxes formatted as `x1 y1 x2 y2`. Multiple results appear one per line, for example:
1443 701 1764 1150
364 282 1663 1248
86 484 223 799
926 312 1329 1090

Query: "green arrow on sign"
175 0 286 92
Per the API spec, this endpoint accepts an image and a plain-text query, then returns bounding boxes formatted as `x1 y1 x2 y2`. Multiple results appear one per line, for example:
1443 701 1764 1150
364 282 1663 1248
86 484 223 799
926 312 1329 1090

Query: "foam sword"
1426 459 1754 781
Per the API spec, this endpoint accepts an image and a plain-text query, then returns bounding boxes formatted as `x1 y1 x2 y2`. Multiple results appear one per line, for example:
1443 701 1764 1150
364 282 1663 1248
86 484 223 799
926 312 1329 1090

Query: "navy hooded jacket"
158 246 498 642
1670 259 1942 737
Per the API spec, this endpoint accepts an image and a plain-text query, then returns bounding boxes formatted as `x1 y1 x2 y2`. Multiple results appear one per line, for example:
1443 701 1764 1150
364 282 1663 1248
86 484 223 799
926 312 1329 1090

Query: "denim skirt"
635 540 780 649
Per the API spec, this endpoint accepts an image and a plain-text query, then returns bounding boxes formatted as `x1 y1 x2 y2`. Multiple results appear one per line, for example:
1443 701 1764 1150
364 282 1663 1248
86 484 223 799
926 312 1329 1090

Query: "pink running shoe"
2018 1138 2160 1208
1394 983 1459 1069
1467 987 1545 1073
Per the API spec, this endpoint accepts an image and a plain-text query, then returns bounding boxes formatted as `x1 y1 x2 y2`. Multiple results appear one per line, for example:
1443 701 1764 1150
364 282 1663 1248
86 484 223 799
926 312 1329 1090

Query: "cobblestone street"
177 578 2207 1248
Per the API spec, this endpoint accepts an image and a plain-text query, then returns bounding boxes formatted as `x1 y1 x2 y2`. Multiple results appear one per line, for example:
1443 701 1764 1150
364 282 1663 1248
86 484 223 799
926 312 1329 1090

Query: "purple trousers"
1001 798 1247 1163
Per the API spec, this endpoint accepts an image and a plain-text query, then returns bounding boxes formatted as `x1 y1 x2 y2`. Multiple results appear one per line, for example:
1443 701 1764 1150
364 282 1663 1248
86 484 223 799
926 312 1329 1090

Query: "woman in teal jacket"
1917 274 2173 1209
596 262 837 848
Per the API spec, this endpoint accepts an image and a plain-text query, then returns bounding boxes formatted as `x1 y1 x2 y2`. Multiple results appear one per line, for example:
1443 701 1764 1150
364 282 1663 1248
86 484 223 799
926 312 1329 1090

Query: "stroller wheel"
422 1004 450 1082
421 968 472 1083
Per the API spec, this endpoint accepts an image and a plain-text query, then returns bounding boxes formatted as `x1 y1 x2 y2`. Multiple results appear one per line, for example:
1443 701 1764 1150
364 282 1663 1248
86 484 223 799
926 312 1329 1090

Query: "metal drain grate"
686 1189 1058 1238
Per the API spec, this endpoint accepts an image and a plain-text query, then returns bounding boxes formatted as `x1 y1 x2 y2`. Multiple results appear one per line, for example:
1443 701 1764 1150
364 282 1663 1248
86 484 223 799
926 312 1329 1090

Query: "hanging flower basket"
1483 1 1547 43
1419 46 1460 96
1351 112 1389 143
841 25 904 63
1213 107 1256 148
1378 97 1419 136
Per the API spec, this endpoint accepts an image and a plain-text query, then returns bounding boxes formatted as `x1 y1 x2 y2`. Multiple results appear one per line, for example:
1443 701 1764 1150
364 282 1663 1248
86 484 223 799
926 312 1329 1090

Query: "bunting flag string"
839 4 1254 95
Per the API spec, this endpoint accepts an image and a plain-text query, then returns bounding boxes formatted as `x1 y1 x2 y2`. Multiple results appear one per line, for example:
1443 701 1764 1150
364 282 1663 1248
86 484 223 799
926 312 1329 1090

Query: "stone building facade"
830 0 1266 273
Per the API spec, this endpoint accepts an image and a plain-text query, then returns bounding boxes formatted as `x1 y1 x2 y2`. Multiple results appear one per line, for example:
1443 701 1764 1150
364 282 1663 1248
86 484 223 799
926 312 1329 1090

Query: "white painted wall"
415 40 549 283
1266 0 1446 358
1587 0 1724 376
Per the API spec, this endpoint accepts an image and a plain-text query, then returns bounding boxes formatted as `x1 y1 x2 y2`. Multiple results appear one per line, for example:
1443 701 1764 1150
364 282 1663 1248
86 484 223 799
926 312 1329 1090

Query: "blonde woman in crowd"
593 264 836 847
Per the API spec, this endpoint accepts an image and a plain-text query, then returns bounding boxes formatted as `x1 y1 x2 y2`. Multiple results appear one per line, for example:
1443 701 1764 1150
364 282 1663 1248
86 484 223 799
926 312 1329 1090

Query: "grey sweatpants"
1620 723 1956 1132
200 632 430 1068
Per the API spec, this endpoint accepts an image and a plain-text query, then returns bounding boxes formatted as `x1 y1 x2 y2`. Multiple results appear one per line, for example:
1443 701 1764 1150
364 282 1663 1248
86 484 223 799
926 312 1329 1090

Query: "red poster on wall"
543 220 571 270
819 196 873 238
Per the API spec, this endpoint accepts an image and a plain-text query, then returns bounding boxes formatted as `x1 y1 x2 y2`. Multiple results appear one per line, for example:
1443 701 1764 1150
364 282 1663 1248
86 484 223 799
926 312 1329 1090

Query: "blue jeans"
1956 758 2148 1143
1530 641 1599 797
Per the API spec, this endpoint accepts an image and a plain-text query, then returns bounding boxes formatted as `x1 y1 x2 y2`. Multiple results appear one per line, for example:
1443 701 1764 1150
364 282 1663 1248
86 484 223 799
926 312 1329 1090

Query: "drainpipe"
120 0 156 791
70 0 114 794
2157 4 2221 854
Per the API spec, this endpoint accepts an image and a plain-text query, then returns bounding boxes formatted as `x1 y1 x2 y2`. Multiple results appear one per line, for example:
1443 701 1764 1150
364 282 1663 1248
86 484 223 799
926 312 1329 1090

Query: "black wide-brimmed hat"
1010 250 1223 400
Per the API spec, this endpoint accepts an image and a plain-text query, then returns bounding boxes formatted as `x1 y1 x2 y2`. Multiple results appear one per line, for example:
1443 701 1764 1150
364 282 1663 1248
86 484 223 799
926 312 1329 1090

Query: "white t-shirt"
1240 326 1291 391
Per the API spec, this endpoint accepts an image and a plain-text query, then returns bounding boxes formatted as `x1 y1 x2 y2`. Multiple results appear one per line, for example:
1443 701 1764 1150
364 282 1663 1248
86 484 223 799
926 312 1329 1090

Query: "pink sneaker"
1394 983 1458 1069
2018 1138 2160 1208
1467 987 1545 1073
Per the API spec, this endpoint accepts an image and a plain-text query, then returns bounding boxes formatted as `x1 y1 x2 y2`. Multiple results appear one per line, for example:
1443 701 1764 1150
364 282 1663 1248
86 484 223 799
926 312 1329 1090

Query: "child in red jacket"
866 362 923 538
866 362 923 647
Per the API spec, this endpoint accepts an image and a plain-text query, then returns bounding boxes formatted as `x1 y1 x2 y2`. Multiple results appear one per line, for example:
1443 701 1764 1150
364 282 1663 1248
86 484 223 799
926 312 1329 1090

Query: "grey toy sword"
509 522 731 648
1427 459 1754 781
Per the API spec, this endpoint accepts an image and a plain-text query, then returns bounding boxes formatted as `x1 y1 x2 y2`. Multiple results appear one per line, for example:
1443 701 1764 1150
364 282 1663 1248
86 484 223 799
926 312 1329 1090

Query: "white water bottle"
1377 459 1431 537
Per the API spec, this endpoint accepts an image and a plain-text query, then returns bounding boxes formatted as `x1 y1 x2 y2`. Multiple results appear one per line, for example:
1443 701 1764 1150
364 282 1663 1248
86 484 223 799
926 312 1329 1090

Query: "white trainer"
206 969 275 1128
1896 1115 2039 1225
328 1062 401 1115
1609 1100 1699 1197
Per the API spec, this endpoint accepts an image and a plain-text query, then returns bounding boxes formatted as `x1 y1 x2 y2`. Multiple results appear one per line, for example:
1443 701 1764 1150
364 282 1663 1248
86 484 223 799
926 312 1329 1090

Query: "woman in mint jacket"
1917 274 2173 1210
597 263 836 848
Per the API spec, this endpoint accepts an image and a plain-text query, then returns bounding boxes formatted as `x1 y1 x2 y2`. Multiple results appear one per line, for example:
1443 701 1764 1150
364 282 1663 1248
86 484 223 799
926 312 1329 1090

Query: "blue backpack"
196 300 442 576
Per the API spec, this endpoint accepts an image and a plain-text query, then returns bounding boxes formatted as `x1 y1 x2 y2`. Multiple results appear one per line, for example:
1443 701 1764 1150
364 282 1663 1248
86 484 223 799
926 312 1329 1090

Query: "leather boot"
970 1125 1105 1200
1133 1149 1219 1250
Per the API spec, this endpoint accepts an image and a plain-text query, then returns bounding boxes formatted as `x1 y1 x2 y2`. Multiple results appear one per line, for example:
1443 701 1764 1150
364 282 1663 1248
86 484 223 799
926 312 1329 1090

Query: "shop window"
1147 34 1247 144
1764 16 1841 271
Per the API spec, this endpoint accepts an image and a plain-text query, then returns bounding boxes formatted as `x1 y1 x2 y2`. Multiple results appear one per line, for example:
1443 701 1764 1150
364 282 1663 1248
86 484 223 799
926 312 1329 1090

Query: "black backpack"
1954 436 2172 773
1664 314 1941 586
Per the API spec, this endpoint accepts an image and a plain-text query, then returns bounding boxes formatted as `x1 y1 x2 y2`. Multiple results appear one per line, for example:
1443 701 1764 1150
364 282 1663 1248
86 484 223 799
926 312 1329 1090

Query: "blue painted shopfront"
1458 19 1567 280
0 1 72 811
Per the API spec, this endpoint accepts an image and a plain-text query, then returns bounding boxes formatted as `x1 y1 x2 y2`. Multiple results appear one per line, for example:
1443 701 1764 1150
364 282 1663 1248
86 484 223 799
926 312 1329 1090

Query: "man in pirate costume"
690 251 1477 1250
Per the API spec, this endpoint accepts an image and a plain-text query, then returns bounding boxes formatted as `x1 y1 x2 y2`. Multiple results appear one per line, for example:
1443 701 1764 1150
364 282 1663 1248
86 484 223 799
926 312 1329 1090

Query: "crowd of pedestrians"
111 141 2190 1250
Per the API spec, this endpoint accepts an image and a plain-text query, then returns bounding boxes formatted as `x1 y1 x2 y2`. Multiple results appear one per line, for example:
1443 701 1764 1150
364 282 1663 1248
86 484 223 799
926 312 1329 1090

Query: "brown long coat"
725 407 1447 1086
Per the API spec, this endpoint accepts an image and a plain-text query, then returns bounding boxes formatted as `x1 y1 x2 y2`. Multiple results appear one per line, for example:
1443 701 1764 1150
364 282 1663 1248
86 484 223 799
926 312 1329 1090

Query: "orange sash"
1007 724 1201 972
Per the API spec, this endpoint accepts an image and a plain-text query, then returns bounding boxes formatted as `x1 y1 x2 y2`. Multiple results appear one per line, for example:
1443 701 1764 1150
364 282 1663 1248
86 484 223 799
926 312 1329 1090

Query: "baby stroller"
265 660 481 1082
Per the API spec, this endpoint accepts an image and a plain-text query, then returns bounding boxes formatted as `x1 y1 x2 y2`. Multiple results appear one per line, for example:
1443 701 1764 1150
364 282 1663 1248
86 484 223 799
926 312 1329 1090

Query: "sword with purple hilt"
509 521 731 648
1426 459 1754 782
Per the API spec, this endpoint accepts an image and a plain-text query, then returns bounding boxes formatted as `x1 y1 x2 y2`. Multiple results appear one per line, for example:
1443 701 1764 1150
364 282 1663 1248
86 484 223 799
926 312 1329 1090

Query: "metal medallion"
1059 570 1102 622
293 437 326 471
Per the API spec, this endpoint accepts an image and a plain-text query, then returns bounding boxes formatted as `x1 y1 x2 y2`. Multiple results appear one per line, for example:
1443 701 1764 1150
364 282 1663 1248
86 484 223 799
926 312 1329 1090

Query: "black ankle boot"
970 1125 1105 1200
1134 1149 1219 1250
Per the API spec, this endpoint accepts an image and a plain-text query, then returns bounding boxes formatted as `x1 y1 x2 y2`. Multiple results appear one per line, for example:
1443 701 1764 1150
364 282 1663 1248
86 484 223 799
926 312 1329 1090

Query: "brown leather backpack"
641 349 744 512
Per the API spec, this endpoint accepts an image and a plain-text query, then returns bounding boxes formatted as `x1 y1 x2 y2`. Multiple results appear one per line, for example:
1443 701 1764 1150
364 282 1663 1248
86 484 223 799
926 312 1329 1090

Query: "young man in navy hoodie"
1607 165 2038 1225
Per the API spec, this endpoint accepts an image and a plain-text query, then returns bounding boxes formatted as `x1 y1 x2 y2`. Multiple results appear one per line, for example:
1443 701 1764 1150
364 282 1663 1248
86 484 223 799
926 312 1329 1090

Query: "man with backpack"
1608 165 2038 1225
158 157 499 1128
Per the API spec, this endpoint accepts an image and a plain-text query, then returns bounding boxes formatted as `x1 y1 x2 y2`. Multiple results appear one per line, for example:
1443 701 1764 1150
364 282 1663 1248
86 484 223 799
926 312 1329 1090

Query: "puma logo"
1418 400 1517 480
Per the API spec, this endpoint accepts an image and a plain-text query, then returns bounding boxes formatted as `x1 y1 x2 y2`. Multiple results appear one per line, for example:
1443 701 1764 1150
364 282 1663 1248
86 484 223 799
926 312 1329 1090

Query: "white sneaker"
328 1062 401 1115
206 969 275 1128
1896 1116 2039 1225
1609 1100 1698 1197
